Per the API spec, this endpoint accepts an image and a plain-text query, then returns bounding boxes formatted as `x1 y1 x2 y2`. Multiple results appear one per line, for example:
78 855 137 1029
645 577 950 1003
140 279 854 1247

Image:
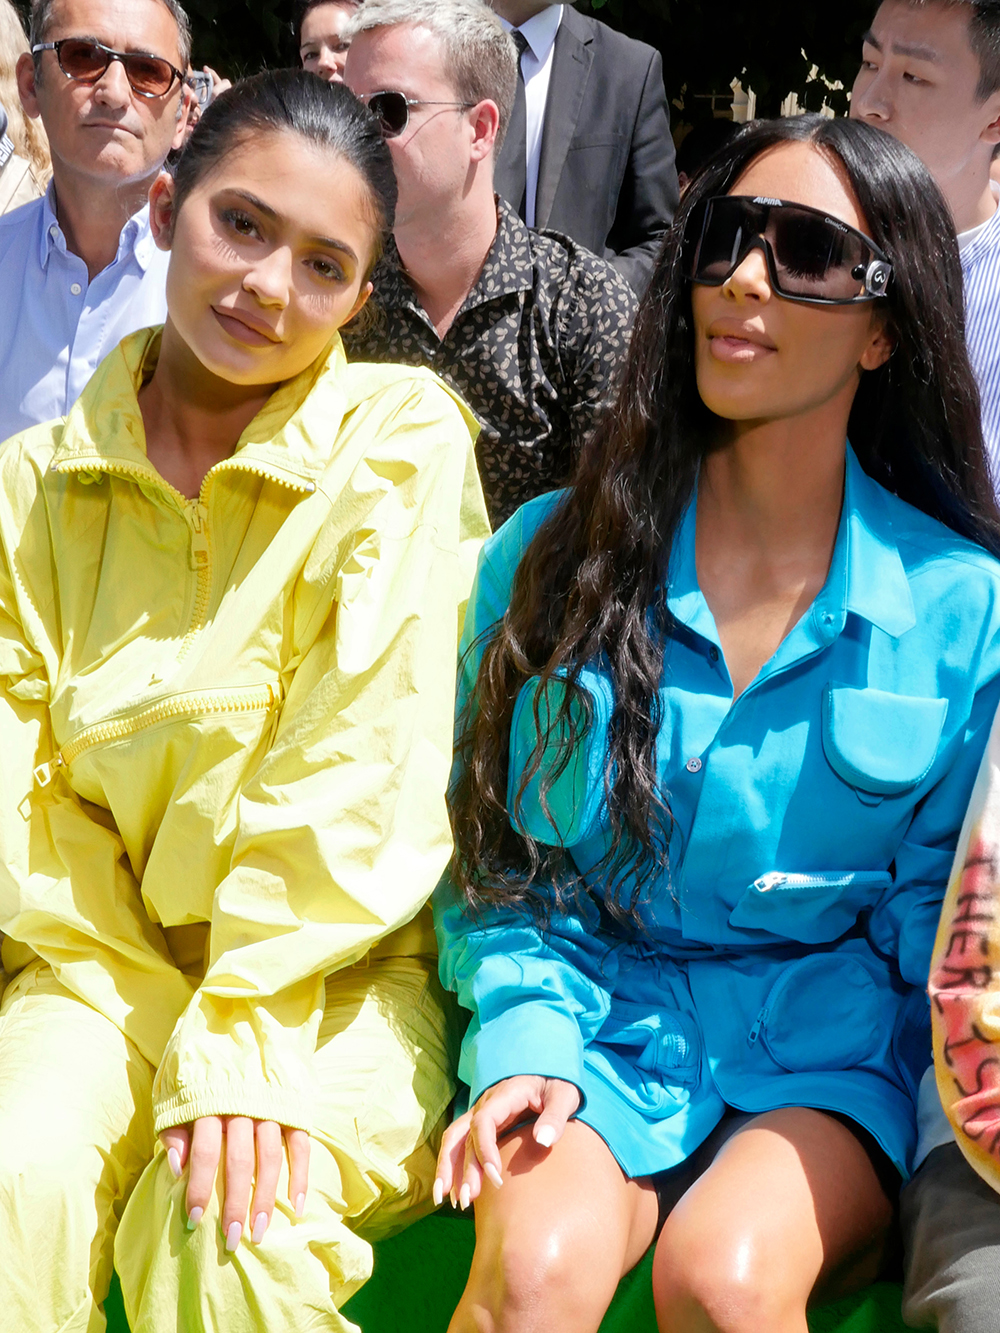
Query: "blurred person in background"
297 0 361 82
0 0 50 212
342 0 637 528
489 0 678 293
0 0 192 442
852 0 1000 481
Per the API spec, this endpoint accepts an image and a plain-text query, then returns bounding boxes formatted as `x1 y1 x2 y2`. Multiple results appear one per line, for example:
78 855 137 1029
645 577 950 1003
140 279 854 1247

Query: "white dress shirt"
499 6 563 228
0 183 169 443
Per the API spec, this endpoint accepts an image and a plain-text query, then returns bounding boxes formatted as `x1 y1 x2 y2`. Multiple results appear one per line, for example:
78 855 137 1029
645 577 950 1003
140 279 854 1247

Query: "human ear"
148 172 177 251
346 280 373 325
859 315 894 372
469 99 501 163
16 51 40 119
982 94 1000 150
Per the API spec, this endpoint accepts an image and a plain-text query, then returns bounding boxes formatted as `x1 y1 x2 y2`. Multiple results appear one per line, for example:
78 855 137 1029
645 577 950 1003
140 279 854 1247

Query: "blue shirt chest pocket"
821 684 948 806
729 687 948 944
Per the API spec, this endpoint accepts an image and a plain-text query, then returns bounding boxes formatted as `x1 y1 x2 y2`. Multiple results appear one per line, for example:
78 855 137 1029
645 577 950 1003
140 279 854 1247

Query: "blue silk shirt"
435 448 1000 1179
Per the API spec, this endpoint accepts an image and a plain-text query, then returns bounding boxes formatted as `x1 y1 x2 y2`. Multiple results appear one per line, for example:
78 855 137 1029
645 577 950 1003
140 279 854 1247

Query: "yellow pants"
0 956 456 1333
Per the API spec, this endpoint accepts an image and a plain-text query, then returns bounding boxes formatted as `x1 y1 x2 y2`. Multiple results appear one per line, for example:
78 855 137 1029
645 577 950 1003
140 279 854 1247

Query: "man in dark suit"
491 0 679 292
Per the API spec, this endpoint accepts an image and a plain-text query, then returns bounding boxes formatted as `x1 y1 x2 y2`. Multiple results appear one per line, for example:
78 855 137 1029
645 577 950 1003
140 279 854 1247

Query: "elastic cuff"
153 1085 314 1136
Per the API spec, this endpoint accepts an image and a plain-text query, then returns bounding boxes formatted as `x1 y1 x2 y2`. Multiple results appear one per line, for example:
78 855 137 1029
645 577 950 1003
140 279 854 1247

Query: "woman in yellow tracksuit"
0 71 489 1332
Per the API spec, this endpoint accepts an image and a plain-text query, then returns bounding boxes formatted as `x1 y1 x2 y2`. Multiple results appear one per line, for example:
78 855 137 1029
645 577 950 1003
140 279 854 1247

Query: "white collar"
500 6 563 63
958 179 1000 255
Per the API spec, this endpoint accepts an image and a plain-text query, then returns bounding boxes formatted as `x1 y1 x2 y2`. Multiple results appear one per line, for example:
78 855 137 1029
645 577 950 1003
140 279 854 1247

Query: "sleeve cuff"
463 1000 587 1108
153 1083 314 1136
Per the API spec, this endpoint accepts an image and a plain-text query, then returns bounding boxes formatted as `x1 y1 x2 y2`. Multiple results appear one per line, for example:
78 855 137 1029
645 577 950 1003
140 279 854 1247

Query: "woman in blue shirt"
433 116 1000 1332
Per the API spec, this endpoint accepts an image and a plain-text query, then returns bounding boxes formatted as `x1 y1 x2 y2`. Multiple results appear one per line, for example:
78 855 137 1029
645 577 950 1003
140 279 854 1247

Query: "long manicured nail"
449 1188 457 1209
251 1212 269 1245
186 1207 203 1231
167 1148 182 1179
225 1221 242 1252
535 1124 556 1148
484 1163 504 1189
432 1178 444 1207
295 1192 306 1218
459 1183 471 1211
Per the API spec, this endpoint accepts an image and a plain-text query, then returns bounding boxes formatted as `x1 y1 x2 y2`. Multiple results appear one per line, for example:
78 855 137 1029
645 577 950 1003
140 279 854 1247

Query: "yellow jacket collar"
51 326 350 494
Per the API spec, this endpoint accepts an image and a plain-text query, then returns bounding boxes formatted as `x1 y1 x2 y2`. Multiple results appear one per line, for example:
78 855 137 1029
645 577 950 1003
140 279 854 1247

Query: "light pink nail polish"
295 1192 306 1218
225 1221 242 1252
485 1163 504 1189
251 1212 269 1245
432 1179 444 1208
167 1148 182 1179
459 1183 471 1211
186 1207 203 1232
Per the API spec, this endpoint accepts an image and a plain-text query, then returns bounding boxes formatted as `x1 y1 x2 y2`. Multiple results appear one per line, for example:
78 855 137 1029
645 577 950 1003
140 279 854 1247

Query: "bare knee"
653 1220 804 1333
453 1216 616 1333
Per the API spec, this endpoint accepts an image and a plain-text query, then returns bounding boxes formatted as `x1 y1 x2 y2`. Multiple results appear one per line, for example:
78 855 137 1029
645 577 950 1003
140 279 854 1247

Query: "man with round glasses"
0 0 191 441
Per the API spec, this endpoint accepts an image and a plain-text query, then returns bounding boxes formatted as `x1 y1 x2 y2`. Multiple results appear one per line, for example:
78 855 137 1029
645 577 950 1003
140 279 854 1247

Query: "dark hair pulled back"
173 69 396 273
452 114 1000 932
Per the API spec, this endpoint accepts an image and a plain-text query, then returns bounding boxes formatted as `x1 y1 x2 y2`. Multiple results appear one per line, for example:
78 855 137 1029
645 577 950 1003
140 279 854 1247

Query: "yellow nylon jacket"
0 327 490 1135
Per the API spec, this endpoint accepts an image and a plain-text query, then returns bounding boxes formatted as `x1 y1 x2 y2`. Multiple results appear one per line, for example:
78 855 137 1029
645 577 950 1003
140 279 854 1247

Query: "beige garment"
0 154 41 215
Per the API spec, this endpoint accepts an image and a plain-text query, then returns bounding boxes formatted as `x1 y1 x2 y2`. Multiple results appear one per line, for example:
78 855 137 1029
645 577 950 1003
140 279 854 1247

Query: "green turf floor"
104 1209 910 1331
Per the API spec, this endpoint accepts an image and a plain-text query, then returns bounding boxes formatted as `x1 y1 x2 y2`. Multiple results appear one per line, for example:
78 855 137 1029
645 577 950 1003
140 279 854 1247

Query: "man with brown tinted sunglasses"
0 0 191 440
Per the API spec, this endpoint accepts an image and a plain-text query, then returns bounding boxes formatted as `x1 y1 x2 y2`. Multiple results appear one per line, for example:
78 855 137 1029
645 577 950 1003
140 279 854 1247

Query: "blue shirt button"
709 645 720 662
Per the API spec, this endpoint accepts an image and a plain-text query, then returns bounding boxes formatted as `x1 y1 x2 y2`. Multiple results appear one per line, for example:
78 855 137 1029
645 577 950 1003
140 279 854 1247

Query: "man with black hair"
852 16 1000 1326
852 0 1000 482
0 0 191 440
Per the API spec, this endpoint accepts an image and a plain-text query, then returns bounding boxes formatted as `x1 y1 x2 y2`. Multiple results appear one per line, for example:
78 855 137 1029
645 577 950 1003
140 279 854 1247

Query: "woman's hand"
434 1075 581 1210
160 1116 310 1249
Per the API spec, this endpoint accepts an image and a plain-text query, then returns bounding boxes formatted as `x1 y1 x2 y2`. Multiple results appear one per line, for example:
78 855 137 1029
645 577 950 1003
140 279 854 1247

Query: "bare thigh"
449 1119 660 1333
652 1108 896 1333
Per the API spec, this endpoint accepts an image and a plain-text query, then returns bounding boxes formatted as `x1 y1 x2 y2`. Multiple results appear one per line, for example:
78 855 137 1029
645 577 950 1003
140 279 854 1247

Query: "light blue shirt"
0 184 168 443
435 447 1000 1179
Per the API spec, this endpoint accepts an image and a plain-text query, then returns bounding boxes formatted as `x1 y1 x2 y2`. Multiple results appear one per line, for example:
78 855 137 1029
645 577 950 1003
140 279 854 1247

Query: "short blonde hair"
346 0 516 147
0 0 50 184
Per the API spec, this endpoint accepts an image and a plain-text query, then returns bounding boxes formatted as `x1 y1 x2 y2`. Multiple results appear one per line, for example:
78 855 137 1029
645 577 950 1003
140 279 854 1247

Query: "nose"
243 246 293 309
722 242 773 303
91 55 133 109
850 68 890 122
316 46 338 81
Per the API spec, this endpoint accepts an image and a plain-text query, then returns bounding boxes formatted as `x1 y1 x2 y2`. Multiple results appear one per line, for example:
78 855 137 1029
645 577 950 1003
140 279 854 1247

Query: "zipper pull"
748 1005 768 1047
33 753 65 788
187 501 209 572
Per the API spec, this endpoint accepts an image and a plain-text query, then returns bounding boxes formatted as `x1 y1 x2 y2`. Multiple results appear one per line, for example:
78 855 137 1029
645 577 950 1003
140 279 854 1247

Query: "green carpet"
104 1212 909 1331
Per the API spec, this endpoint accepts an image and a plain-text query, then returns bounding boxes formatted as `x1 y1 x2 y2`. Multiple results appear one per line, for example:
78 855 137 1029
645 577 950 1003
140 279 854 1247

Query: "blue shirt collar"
38 181 155 274
667 445 916 649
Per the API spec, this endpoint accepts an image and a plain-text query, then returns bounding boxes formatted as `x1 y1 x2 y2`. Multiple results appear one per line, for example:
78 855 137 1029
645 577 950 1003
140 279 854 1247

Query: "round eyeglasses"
32 38 185 99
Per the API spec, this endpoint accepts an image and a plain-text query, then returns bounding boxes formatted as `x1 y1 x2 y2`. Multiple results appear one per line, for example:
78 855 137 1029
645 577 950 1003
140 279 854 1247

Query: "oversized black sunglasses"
32 38 185 99
684 195 893 305
360 90 475 139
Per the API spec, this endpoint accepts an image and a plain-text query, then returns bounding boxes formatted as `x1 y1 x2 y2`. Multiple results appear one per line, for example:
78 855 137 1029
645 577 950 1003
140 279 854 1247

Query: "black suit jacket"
495 7 679 293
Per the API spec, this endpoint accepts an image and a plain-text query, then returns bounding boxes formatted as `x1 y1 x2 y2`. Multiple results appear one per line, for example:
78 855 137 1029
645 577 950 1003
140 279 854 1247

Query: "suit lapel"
535 9 594 231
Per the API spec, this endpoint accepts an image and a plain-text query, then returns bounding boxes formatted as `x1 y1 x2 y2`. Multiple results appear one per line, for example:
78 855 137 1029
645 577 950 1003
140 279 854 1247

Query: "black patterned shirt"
343 199 638 527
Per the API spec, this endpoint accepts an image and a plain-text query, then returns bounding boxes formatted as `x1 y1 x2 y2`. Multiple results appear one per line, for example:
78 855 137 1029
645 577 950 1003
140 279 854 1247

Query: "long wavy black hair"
451 114 1000 928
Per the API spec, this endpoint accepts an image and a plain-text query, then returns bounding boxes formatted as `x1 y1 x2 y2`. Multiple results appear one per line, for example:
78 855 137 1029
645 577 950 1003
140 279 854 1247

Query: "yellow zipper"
34 683 279 788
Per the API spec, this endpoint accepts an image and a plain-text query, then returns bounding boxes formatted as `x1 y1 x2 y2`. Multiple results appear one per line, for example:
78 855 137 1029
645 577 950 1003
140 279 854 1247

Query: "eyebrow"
224 189 361 263
862 28 943 63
